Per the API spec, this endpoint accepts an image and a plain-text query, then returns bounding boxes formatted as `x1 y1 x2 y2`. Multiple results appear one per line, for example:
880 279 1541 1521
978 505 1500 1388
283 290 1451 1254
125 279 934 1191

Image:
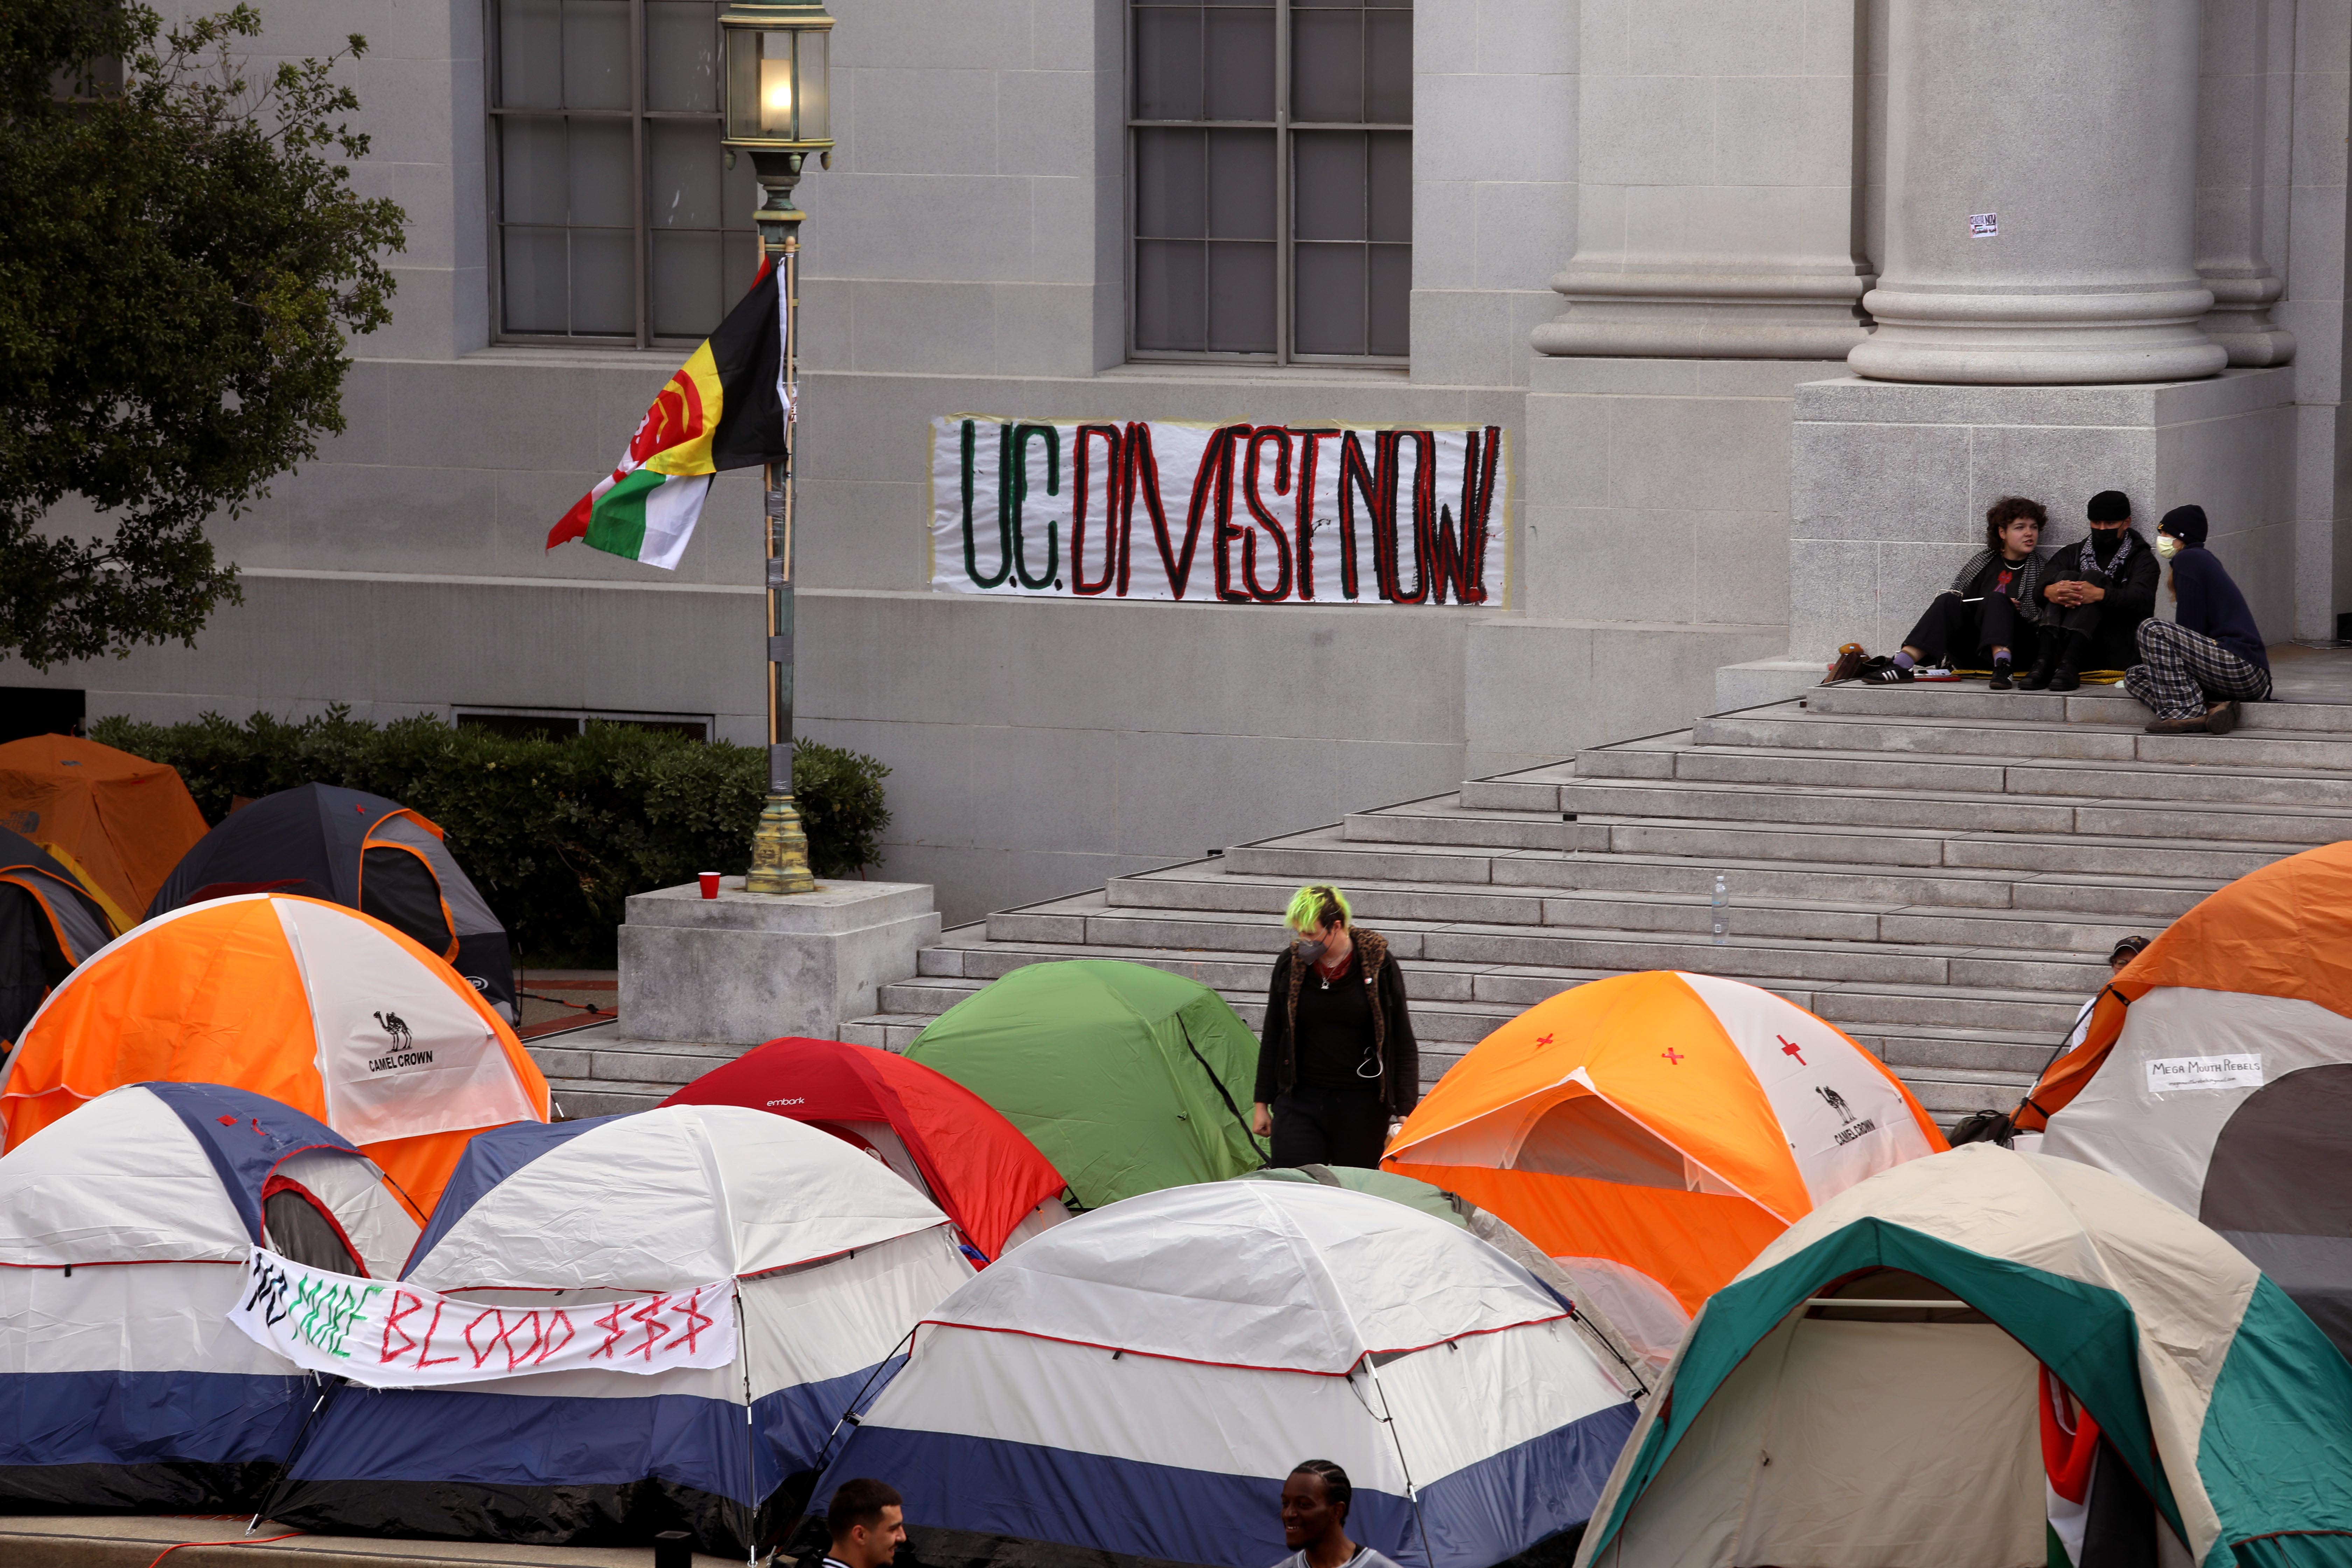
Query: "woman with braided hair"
1251 884 1420 1169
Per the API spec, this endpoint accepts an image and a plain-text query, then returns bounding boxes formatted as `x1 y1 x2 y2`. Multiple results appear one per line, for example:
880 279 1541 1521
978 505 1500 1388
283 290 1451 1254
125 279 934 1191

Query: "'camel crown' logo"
372 1010 413 1051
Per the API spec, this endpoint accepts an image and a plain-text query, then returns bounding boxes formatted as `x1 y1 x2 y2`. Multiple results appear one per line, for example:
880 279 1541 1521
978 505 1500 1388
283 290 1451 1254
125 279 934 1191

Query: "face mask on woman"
2155 533 2181 560
1294 937 1326 965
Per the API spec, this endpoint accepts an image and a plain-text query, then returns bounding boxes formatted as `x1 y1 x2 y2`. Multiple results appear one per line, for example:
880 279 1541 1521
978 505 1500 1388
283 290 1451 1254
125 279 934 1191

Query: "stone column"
1850 0 2228 384
2193 0 2295 367
1532 1 1873 360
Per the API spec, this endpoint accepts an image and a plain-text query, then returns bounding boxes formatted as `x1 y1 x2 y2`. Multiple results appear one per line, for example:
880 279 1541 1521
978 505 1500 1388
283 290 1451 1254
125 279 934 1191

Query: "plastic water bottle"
1712 873 1729 945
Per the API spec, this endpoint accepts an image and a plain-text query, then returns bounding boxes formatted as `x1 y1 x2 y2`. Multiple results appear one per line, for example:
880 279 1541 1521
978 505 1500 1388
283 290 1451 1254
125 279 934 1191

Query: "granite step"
1696 708 2352 770
1806 683 2352 732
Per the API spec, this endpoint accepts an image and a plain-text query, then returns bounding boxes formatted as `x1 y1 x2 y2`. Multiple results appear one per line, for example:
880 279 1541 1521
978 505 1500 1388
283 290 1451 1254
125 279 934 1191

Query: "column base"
1536 266 1874 361
620 879 942 1046
1850 285 2228 385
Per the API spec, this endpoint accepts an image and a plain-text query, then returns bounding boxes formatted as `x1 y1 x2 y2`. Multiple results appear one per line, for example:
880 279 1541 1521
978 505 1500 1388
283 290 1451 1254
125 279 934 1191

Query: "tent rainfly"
1575 1146 2352 1568
815 1181 1645 1568
0 1082 419 1513
0 826 111 1046
0 734 209 934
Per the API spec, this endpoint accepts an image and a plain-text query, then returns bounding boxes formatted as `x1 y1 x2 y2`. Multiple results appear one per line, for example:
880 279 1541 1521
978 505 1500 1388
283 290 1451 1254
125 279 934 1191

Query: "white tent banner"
929 415 1506 605
226 1247 738 1388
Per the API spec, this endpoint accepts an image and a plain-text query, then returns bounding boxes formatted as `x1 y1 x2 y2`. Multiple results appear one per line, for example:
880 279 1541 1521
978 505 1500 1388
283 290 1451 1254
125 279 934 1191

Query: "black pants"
2038 570 2143 670
1902 591 2034 667
1270 1083 1389 1169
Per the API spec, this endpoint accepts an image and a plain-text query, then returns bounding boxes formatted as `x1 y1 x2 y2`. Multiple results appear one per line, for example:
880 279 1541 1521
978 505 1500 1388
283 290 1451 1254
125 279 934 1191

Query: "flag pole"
746 192 816 894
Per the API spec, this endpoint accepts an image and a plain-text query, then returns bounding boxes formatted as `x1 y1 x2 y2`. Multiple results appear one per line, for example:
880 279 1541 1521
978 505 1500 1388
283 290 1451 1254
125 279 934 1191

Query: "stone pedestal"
1851 0 2226 385
1778 369 2295 666
620 878 941 1046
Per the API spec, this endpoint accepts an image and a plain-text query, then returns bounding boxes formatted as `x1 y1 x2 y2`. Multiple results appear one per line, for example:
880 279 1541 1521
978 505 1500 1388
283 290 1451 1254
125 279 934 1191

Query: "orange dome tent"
1384 969 1944 1367
0 893 548 1213
0 735 208 934
2018 841 2352 1355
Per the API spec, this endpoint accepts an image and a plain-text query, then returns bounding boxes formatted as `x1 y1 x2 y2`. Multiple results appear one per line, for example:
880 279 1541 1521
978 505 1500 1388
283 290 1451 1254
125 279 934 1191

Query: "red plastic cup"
698 872 722 899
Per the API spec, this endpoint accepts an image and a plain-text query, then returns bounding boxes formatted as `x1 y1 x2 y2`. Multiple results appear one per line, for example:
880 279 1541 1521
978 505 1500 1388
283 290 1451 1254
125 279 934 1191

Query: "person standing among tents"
824 1479 906 1568
1274 1461 1401 1568
1252 885 1421 1169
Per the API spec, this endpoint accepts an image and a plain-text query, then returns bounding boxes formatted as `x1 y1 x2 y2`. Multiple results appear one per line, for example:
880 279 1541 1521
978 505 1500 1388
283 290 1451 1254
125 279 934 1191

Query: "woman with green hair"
1251 884 1421 1169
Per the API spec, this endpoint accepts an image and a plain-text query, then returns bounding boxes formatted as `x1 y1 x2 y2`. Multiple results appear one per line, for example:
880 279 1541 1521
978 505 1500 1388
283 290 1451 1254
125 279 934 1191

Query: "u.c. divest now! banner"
226 1247 738 1387
929 416 1506 605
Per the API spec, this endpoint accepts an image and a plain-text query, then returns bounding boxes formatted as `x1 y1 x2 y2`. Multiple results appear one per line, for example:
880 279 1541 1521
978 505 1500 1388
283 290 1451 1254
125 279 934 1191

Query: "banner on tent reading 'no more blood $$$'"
226 1248 738 1388
930 416 1507 604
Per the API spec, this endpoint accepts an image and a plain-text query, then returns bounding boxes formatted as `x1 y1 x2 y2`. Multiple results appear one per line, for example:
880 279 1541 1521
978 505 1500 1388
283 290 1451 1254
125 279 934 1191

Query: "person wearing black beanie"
2022 489 2161 691
2127 505 2271 734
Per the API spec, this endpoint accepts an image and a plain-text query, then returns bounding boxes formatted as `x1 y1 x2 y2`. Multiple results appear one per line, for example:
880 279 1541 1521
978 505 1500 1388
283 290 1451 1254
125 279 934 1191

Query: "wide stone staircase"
822 680 2352 1125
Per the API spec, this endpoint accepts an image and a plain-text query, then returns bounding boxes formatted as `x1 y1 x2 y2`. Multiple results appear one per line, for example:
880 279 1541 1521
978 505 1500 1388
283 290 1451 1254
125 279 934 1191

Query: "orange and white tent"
0 893 548 1212
2018 840 2352 1355
1384 970 1944 1368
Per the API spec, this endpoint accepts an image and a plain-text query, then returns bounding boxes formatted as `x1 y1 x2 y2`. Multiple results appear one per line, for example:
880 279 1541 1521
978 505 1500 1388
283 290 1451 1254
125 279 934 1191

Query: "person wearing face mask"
2023 489 2160 692
2127 505 2271 734
1252 884 1420 1169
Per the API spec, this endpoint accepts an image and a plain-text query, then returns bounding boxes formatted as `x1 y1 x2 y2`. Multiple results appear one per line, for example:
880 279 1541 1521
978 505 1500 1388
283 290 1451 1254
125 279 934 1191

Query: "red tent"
664 1037 1068 1261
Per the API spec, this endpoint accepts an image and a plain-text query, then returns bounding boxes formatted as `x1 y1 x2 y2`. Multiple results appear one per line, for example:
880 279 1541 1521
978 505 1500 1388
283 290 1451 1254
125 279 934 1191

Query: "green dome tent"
1577 1145 2352 1568
904 960 1265 1210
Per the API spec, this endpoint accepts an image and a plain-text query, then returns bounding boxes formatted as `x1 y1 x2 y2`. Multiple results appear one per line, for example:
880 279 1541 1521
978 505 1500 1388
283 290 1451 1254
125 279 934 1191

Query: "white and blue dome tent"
0 1081 419 1512
266 1103 973 1556
813 1181 1645 1568
1574 1146 2352 1568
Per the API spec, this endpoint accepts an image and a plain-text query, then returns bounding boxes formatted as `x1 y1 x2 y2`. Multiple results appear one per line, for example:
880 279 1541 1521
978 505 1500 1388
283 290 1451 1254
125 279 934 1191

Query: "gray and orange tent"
147 784 515 1021
0 828 111 1047
2017 839 2352 1357
0 735 208 934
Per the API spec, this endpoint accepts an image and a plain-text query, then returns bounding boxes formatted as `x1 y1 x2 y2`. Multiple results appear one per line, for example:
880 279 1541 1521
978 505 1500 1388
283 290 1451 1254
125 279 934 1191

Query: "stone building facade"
10 0 2349 924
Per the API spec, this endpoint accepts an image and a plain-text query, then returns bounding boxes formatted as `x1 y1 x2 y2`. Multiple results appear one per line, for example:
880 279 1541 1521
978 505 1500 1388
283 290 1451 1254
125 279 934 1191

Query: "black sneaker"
1864 665 1914 683
1988 665 2014 691
2206 699 2242 735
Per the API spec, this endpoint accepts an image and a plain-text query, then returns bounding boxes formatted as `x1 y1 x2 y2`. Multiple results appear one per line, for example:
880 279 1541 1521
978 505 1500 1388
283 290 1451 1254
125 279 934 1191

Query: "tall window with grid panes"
488 0 765 346
1129 0 1410 363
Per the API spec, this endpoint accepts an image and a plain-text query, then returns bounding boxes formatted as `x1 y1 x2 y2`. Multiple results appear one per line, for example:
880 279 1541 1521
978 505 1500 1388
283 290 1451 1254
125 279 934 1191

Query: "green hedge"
88 708 891 966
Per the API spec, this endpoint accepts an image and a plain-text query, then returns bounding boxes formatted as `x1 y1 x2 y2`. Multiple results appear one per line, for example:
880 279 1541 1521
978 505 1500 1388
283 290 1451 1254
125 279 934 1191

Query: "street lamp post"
720 1 833 896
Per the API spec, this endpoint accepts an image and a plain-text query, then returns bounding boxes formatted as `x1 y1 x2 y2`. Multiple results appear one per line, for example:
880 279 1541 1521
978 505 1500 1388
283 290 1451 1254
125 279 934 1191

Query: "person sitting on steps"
2024 489 2159 692
1870 496 2049 689
2129 504 2272 735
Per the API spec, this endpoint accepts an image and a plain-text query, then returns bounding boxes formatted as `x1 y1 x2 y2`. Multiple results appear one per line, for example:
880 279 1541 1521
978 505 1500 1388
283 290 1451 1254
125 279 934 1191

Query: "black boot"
2019 646 2061 691
2048 631 2090 693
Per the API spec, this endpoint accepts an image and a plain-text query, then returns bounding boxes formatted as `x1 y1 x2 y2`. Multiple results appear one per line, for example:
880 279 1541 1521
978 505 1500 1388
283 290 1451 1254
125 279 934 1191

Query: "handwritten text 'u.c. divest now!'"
224 1247 739 1388
929 416 1506 605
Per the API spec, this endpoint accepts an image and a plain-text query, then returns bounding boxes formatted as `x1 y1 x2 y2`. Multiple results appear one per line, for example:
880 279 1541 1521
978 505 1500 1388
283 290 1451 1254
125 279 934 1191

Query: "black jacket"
2170 546 2269 670
1255 928 1420 1116
2043 530 2160 670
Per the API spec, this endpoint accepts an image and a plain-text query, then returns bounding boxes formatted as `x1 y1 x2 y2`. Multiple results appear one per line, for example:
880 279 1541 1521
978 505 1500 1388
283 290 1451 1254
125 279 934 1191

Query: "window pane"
646 0 718 112
1136 239 1207 351
499 0 563 108
569 117 635 227
1136 128 1206 237
1134 5 1202 120
503 227 569 332
1291 10 1362 122
1207 240 1276 352
797 30 828 139
499 115 569 226
1294 130 1365 241
1366 6 1410 121
1206 127 1275 239
1202 7 1275 120
571 229 637 335
1295 241 1365 355
648 119 723 229
1368 242 1408 356
561 0 632 110
652 230 725 338
1368 129 1409 241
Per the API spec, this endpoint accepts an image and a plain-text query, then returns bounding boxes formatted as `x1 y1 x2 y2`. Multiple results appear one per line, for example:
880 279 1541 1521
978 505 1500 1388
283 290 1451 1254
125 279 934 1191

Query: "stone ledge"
624 876 934 933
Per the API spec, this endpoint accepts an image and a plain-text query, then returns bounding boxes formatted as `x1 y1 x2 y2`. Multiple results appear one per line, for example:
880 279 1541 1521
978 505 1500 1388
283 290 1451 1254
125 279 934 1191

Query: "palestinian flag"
547 258 794 567
2040 1368 2158 1567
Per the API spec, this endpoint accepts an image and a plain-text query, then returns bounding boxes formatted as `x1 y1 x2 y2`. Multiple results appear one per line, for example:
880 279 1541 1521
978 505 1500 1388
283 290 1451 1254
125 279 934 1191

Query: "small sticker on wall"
1969 212 1999 238
2145 1054 2263 1094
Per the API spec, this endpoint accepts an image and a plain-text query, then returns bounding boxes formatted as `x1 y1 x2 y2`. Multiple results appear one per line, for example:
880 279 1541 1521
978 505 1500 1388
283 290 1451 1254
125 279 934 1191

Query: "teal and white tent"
1575 1145 2352 1568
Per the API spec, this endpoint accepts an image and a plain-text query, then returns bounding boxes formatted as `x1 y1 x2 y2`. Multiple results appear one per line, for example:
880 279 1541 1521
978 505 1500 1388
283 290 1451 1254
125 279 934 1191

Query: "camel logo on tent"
366 1011 434 1073
1816 1084 1880 1147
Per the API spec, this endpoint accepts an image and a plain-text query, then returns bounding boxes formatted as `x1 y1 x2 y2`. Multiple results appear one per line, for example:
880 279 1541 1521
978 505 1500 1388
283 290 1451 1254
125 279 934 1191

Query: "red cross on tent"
1779 1035 1806 1067
1661 1048 1684 1066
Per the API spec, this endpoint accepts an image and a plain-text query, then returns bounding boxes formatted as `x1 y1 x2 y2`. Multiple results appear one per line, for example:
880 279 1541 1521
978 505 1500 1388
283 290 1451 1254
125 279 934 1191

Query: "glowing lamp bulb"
758 53 792 132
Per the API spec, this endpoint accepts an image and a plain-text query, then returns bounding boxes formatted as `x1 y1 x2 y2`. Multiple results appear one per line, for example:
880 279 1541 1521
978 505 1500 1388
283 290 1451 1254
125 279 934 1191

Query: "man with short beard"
2024 489 2160 692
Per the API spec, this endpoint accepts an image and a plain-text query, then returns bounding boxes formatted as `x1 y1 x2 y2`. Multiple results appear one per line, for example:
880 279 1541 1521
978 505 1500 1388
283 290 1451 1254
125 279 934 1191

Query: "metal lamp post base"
746 791 818 894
